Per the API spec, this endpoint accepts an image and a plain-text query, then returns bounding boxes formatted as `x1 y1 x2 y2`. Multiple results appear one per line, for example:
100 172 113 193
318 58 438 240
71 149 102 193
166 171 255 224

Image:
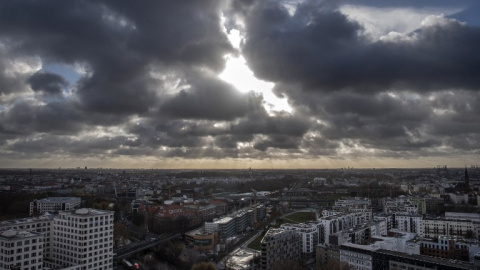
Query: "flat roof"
376 249 474 269
37 197 80 203
0 229 43 239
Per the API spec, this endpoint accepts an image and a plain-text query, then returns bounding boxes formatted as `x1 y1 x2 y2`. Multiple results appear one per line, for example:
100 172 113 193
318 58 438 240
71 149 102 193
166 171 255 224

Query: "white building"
0 214 54 259
393 213 423 235
319 212 372 244
423 218 474 239
30 197 81 216
50 208 114 270
204 217 235 240
340 242 375 270
281 223 319 258
0 230 44 270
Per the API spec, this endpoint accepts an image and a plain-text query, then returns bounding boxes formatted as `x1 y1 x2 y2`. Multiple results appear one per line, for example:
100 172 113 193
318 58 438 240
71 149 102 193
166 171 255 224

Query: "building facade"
30 197 81 216
0 230 44 270
50 208 114 270
260 228 301 270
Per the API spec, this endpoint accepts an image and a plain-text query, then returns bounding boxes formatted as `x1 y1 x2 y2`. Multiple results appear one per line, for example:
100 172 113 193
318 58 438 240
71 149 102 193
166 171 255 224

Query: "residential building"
281 223 318 259
260 228 301 270
392 213 423 235
423 218 474 239
419 236 480 262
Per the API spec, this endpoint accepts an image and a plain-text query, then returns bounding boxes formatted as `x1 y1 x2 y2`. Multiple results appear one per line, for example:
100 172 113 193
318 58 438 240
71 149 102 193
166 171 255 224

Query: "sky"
0 0 480 169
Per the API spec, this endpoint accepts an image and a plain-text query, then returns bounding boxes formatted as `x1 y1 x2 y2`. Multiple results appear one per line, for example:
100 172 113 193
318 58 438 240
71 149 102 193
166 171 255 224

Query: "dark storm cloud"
242 0 480 93
253 135 301 151
27 72 67 95
160 77 249 121
1 0 480 164
0 0 233 115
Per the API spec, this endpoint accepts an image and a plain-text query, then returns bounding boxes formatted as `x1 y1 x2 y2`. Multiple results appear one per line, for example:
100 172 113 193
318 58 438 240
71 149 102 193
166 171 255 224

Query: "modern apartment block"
260 228 301 270
0 230 44 270
0 209 114 270
204 217 235 241
30 197 81 216
419 236 480 262
319 211 371 244
423 218 474 239
281 223 319 258
392 213 423 235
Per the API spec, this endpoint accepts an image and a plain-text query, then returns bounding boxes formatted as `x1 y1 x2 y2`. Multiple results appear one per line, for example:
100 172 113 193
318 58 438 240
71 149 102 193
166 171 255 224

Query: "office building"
30 197 81 216
50 208 114 270
0 230 44 270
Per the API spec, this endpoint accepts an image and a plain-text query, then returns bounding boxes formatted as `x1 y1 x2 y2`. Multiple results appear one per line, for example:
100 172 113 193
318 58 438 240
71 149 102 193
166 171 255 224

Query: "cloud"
160 75 249 121
27 72 67 95
0 0 479 167
242 1 480 93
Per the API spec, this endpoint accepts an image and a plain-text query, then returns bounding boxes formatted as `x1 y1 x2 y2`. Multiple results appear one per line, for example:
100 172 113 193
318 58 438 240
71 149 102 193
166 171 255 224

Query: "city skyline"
1 0 480 169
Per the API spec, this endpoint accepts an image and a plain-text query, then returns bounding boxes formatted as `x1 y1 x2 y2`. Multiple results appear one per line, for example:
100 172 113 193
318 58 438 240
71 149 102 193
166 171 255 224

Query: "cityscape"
1 0 480 270
1 167 480 270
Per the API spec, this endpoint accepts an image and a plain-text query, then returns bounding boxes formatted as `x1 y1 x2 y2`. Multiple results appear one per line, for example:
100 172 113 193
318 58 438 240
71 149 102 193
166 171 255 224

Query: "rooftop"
37 197 80 203
0 229 42 239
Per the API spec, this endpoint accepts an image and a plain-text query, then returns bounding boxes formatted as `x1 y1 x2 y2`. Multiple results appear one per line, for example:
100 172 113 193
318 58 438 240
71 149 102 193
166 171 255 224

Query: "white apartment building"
393 213 423 235
281 223 318 258
204 217 235 240
0 230 44 270
50 209 114 270
319 212 371 244
340 242 375 270
30 197 81 216
423 218 474 239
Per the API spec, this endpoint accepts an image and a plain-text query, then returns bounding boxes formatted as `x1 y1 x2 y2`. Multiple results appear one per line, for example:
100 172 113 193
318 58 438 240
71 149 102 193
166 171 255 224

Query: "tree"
191 262 217 270
168 241 185 258
113 222 130 248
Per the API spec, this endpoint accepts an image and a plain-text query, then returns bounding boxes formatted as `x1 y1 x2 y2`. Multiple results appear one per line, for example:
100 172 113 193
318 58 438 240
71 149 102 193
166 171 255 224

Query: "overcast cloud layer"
0 0 479 168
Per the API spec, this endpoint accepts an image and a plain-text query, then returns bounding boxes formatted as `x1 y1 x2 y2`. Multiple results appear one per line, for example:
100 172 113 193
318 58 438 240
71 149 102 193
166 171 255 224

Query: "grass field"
282 211 317 223
247 232 266 251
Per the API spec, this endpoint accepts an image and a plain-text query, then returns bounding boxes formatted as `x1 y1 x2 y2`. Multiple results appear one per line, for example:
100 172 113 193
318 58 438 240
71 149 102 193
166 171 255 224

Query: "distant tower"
465 167 470 190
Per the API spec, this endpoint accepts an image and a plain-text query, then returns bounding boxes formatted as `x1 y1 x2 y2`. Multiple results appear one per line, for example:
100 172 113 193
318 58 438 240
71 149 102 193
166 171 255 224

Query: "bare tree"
113 222 130 248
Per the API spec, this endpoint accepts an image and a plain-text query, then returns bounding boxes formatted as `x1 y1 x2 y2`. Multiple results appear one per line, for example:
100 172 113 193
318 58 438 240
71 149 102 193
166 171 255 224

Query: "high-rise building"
50 209 114 270
0 230 44 270
0 209 114 270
